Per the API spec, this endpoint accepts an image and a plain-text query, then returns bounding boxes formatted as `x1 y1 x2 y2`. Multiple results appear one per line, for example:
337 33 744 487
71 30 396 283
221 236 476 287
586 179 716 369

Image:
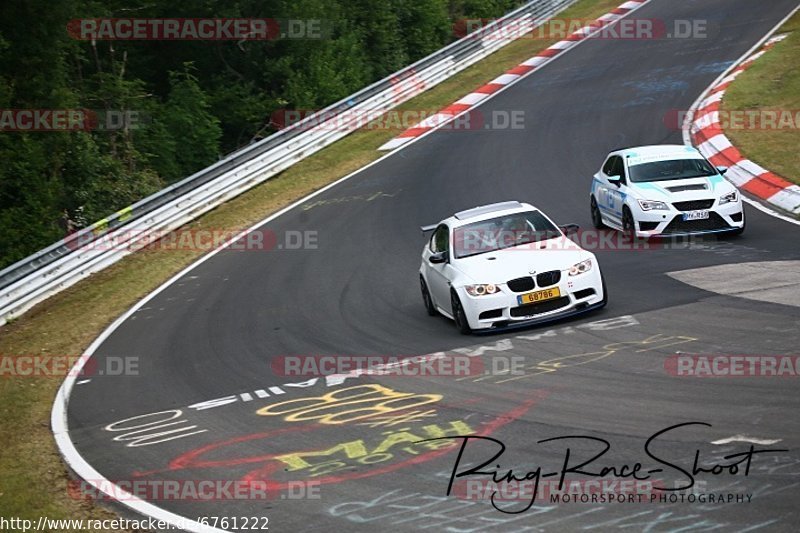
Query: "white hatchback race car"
419 201 606 334
589 145 745 238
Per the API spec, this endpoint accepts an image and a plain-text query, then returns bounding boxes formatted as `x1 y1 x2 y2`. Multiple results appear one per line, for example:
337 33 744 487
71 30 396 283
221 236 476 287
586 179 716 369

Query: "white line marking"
522 55 549 67
379 0 654 151
490 73 520 85
712 435 782 446
682 3 800 227
455 92 488 105
48 2 677 532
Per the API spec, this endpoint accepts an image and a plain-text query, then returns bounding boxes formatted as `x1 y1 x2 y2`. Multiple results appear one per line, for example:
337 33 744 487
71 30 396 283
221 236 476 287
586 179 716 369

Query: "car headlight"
719 191 738 205
569 259 593 277
637 199 669 211
465 284 499 296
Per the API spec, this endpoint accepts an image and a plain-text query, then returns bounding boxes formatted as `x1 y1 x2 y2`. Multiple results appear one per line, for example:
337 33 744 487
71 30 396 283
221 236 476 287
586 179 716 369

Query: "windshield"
628 158 717 183
453 210 561 259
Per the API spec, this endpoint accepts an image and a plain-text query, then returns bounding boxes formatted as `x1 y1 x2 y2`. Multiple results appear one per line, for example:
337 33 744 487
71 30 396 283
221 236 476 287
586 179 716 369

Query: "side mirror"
607 175 622 186
716 166 729 175
559 224 580 236
429 251 448 264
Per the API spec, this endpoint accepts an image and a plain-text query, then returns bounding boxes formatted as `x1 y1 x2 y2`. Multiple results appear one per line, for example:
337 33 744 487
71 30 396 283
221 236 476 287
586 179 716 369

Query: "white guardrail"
0 0 577 326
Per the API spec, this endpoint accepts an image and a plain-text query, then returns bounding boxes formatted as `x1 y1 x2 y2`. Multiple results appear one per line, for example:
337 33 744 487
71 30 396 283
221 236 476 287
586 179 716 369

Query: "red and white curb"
378 0 650 151
688 34 800 216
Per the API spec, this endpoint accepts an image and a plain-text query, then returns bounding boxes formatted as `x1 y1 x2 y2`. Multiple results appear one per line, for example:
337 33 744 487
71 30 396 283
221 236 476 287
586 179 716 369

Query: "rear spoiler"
420 224 437 233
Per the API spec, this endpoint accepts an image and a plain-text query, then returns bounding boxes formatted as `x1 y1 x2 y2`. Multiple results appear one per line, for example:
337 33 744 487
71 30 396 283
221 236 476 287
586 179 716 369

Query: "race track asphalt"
65 0 800 531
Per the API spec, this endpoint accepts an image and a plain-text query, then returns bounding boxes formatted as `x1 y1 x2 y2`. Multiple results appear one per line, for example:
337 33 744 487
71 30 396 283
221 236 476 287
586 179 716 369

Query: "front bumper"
459 268 605 332
632 199 744 238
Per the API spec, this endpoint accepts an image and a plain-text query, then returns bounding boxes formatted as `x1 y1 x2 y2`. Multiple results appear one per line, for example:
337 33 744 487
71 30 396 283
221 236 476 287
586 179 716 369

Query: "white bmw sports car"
589 145 745 238
419 201 606 334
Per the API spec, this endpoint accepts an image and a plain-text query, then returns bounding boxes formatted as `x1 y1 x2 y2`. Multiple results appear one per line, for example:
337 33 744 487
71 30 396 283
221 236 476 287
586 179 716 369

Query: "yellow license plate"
518 287 561 305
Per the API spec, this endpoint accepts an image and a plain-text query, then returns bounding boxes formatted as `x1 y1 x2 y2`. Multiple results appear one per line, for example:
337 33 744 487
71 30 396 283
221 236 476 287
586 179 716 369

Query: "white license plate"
683 210 710 221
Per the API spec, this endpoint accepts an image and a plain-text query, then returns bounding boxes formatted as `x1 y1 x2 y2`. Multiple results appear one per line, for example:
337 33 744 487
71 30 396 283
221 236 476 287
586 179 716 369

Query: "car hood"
453 239 591 285
628 174 735 201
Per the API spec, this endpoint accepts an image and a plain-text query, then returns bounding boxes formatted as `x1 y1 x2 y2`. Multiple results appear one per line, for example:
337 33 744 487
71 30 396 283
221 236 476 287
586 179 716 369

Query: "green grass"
721 11 800 186
0 0 618 528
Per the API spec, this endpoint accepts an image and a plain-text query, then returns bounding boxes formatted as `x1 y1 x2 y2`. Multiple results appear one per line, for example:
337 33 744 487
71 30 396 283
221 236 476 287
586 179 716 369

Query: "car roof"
454 201 525 220
446 201 538 227
612 144 704 165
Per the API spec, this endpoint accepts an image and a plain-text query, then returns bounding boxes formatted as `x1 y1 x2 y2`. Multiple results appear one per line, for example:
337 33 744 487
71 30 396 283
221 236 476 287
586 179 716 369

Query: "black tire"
420 277 437 316
590 196 606 229
622 208 637 242
451 291 472 335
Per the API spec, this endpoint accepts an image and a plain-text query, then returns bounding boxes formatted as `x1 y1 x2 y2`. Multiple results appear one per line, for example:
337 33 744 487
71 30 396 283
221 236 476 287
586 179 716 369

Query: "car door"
425 224 454 313
594 156 615 223
597 155 626 227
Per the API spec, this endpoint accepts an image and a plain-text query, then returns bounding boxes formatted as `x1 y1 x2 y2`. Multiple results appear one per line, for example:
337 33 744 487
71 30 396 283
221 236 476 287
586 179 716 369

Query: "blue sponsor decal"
632 182 665 195
592 178 624 216
707 174 724 190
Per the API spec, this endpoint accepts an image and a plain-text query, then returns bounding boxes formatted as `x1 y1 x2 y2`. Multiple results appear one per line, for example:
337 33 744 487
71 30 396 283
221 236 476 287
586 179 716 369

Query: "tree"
0 0 523 269
159 64 222 181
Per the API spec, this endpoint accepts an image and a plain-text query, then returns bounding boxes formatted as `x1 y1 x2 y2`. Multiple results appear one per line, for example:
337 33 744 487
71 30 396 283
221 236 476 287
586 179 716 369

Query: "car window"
606 156 624 179
431 225 449 254
603 155 625 180
602 156 616 176
628 158 716 183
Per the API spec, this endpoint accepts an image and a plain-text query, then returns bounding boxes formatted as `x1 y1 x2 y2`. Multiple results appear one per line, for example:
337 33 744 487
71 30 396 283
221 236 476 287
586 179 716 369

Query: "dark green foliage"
0 0 520 268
